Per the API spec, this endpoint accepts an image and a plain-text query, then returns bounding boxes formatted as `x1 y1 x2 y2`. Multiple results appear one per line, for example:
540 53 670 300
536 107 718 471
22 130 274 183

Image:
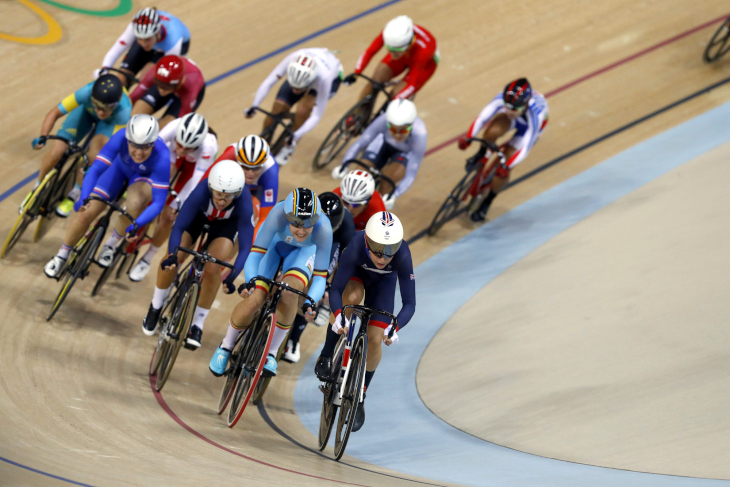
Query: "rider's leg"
220 287 267 350
292 93 316 132
380 161 406 194
39 140 68 183
357 62 394 102
57 134 110 217
365 325 386 388
320 279 364 358
268 273 307 358
143 204 176 265
472 145 516 221
150 231 193 309
57 199 108 256
194 236 234 330
104 180 152 250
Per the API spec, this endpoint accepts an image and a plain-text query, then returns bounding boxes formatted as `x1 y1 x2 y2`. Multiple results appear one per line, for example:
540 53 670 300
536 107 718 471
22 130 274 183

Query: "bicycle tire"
91 249 123 296
149 284 185 376
333 333 367 460
155 281 199 391
703 18 730 63
427 168 479 236
318 336 346 451
269 128 289 156
227 313 275 427
216 326 247 415
312 98 373 171
46 226 102 321
1 170 56 258
251 314 283 406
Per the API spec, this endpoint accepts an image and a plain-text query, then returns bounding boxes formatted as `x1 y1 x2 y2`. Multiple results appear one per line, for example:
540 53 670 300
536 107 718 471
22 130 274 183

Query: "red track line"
148 372 371 487
423 13 729 157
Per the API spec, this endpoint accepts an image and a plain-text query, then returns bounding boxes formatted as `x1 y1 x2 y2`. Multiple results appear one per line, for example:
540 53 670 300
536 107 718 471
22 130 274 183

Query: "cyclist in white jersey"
331 99 427 209
458 78 549 221
129 113 218 281
244 48 343 165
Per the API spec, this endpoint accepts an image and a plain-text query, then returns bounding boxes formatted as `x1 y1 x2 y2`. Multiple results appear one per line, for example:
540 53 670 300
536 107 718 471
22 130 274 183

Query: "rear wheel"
149 285 184 376
47 226 102 321
2 170 57 258
318 336 346 451
333 334 367 460
704 18 730 63
216 325 248 415
154 282 199 391
312 99 373 171
427 168 479 236
227 313 274 427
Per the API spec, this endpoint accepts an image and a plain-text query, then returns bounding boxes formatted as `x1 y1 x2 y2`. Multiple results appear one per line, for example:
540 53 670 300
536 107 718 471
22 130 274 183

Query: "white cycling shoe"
275 145 295 166
129 259 151 282
314 304 330 327
331 164 348 179
44 255 66 278
281 340 301 363
97 245 115 268
381 194 396 210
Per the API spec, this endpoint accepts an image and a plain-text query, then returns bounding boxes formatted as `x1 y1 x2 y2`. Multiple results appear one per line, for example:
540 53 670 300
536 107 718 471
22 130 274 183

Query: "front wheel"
312 98 373 171
703 18 730 63
91 249 123 296
333 334 367 461
318 336 346 451
427 168 479 236
2 170 57 258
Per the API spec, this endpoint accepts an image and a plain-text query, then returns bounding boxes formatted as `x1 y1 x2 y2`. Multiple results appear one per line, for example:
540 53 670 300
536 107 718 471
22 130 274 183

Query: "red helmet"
154 55 185 86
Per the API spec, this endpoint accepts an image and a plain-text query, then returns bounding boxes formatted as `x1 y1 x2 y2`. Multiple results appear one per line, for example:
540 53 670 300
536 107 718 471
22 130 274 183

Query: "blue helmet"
503 78 532 110
284 188 320 228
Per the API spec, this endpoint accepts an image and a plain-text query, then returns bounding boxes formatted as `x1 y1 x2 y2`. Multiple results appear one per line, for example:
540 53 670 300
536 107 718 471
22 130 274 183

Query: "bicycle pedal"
183 342 197 351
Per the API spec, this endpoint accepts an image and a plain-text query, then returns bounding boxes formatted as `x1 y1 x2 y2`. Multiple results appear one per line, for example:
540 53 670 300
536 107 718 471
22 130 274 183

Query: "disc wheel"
154 282 199 392
312 99 373 171
227 313 274 427
703 18 730 63
318 336 346 451
46 227 102 321
333 334 367 460
427 168 479 236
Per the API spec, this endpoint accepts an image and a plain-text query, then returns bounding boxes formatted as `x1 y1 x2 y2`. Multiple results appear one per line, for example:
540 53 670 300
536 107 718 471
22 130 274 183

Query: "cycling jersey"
77 129 170 229
330 230 416 329
57 81 132 140
243 200 332 304
169 180 254 281
130 57 205 118
158 118 218 209
202 144 279 232
466 92 549 168
327 209 356 275
355 25 439 100
340 112 427 198
333 187 386 231
101 11 191 69
251 48 343 141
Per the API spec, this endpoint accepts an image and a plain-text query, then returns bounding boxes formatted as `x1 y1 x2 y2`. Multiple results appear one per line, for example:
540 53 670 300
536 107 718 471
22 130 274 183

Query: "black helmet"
318 192 344 232
91 74 124 107
502 78 532 110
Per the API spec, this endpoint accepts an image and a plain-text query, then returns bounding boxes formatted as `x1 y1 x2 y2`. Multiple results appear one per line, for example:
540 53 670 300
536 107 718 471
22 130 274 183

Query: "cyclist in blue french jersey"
25 75 132 217
141 160 255 347
44 115 171 278
97 7 191 87
209 188 333 378
315 211 416 432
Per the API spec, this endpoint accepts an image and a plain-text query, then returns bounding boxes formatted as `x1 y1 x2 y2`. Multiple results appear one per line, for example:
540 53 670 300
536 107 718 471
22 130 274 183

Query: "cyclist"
346 15 438 101
141 160 255 346
457 78 548 221
315 211 415 432
208 188 332 378
244 48 343 165
129 113 218 282
25 75 131 217
202 135 278 236
44 115 170 278
331 99 426 209
130 55 206 129
283 191 355 363
333 169 386 231
97 7 191 87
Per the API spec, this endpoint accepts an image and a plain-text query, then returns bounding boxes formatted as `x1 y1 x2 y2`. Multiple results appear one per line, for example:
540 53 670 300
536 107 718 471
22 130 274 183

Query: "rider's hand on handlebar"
331 313 349 335
457 135 471 151
383 324 399 346
161 254 178 271
343 74 357 86
32 137 47 150
302 303 317 322
244 107 256 119
237 280 256 297
222 275 236 294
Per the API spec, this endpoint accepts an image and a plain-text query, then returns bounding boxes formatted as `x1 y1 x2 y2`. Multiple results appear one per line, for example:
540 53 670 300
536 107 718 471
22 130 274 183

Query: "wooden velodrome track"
1 1 729 485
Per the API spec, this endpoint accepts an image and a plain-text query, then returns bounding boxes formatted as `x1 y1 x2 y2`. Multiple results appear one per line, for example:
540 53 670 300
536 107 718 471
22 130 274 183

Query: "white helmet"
175 113 209 149
132 8 161 39
126 114 159 145
340 170 375 205
382 16 414 51
365 211 404 257
386 99 417 127
286 54 318 89
234 134 270 168
208 160 245 196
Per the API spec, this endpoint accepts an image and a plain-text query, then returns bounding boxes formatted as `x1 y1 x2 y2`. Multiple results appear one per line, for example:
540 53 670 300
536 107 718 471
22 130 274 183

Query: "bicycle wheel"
318 336 346 451
333 334 367 460
116 250 137 279
216 328 246 414
227 313 274 427
1 170 56 258
312 99 373 171
91 249 123 296
703 18 730 63
251 313 282 406
155 281 199 391
427 168 479 236
149 285 185 376
47 226 102 321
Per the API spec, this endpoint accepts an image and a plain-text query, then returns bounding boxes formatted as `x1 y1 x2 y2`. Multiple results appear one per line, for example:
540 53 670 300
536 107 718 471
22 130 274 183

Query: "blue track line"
0 456 95 487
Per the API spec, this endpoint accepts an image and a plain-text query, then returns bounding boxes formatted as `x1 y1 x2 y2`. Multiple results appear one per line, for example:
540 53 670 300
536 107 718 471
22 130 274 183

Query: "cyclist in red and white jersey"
458 78 549 221
346 15 439 101
333 170 386 231
129 113 217 282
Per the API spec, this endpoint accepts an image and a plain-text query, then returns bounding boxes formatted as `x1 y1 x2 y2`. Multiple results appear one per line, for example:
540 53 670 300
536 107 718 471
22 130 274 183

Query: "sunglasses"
286 213 319 228
91 97 118 112
387 123 412 135
242 165 263 172
504 104 527 113
128 141 155 150
343 198 369 209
